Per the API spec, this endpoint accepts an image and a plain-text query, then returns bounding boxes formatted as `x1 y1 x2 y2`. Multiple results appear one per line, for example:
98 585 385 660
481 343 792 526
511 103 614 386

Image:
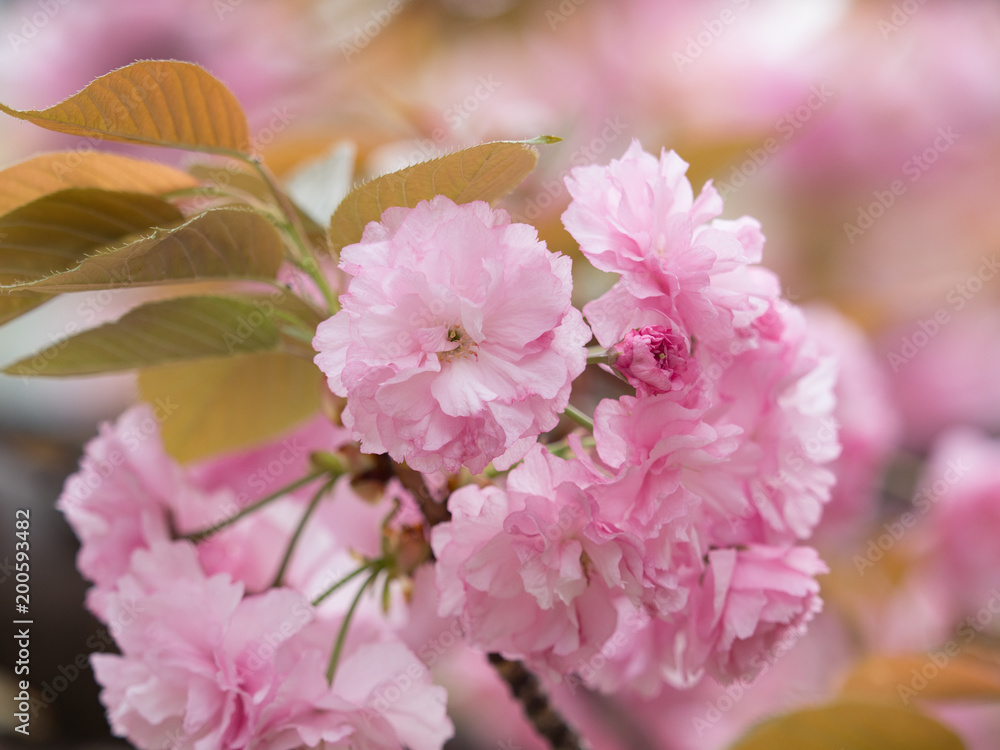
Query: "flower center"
438 326 478 363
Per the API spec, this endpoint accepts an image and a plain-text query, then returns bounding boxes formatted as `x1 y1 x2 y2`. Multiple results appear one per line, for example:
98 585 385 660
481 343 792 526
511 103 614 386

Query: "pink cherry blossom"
325 632 454 750
59 407 357 605
92 542 316 750
564 140 770 350
591 393 744 538
708 300 840 543
57 404 182 619
590 543 827 696
682 545 827 685
610 324 702 397
92 542 452 750
575 306 836 694
314 195 590 474
563 140 725 277
431 446 644 676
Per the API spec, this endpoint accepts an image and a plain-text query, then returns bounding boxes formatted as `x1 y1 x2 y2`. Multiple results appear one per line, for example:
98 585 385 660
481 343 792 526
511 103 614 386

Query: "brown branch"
391 459 451 527
488 653 584 750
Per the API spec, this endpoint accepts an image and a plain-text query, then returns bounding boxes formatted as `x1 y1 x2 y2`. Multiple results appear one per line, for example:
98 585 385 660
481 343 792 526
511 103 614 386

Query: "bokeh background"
2 0 1000 747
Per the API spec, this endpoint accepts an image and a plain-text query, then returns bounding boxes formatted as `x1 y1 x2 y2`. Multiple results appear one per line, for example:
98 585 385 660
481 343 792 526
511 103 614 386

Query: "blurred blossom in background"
2 0 1000 747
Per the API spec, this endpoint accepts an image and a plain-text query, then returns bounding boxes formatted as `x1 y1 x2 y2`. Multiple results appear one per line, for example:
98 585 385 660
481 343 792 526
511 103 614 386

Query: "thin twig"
271 478 335 588
326 565 382 683
182 469 326 543
563 404 595 431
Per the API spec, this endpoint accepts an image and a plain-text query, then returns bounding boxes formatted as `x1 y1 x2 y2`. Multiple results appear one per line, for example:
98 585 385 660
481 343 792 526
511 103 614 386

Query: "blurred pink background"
2 0 1000 747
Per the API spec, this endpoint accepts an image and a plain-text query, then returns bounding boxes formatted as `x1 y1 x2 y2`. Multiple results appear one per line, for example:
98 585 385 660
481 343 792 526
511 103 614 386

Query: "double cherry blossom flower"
314 196 590 474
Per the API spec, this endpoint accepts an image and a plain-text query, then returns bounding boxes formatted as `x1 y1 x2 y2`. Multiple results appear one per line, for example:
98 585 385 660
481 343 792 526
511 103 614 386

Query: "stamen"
439 326 478 362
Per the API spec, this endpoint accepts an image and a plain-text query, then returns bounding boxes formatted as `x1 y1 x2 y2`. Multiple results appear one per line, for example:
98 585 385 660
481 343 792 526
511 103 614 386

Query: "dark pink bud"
612 325 698 396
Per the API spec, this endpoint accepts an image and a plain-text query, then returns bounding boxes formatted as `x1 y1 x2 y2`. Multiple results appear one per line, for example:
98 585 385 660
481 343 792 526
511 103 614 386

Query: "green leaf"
138 352 323 463
0 188 183 324
728 702 965 750
0 151 197 216
187 160 273 203
7 208 287 293
841 652 1000 705
327 140 543 253
0 60 250 154
189 159 326 248
186 160 329 248
3 295 283 377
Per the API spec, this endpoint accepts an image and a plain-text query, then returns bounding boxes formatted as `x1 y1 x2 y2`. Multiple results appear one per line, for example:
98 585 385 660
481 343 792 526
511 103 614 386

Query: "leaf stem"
271 477 336 588
312 560 378 607
587 345 611 365
563 404 595 431
325 565 383 683
545 435 596 459
240 155 338 313
182 469 327 543
294 254 338 315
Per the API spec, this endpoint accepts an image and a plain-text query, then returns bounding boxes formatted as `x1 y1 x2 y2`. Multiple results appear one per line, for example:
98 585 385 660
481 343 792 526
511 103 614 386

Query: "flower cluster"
60 141 837 748
60 408 453 750
427 141 837 693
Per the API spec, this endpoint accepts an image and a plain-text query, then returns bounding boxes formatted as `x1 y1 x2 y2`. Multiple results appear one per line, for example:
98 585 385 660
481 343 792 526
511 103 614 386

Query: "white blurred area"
0 293 136 437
